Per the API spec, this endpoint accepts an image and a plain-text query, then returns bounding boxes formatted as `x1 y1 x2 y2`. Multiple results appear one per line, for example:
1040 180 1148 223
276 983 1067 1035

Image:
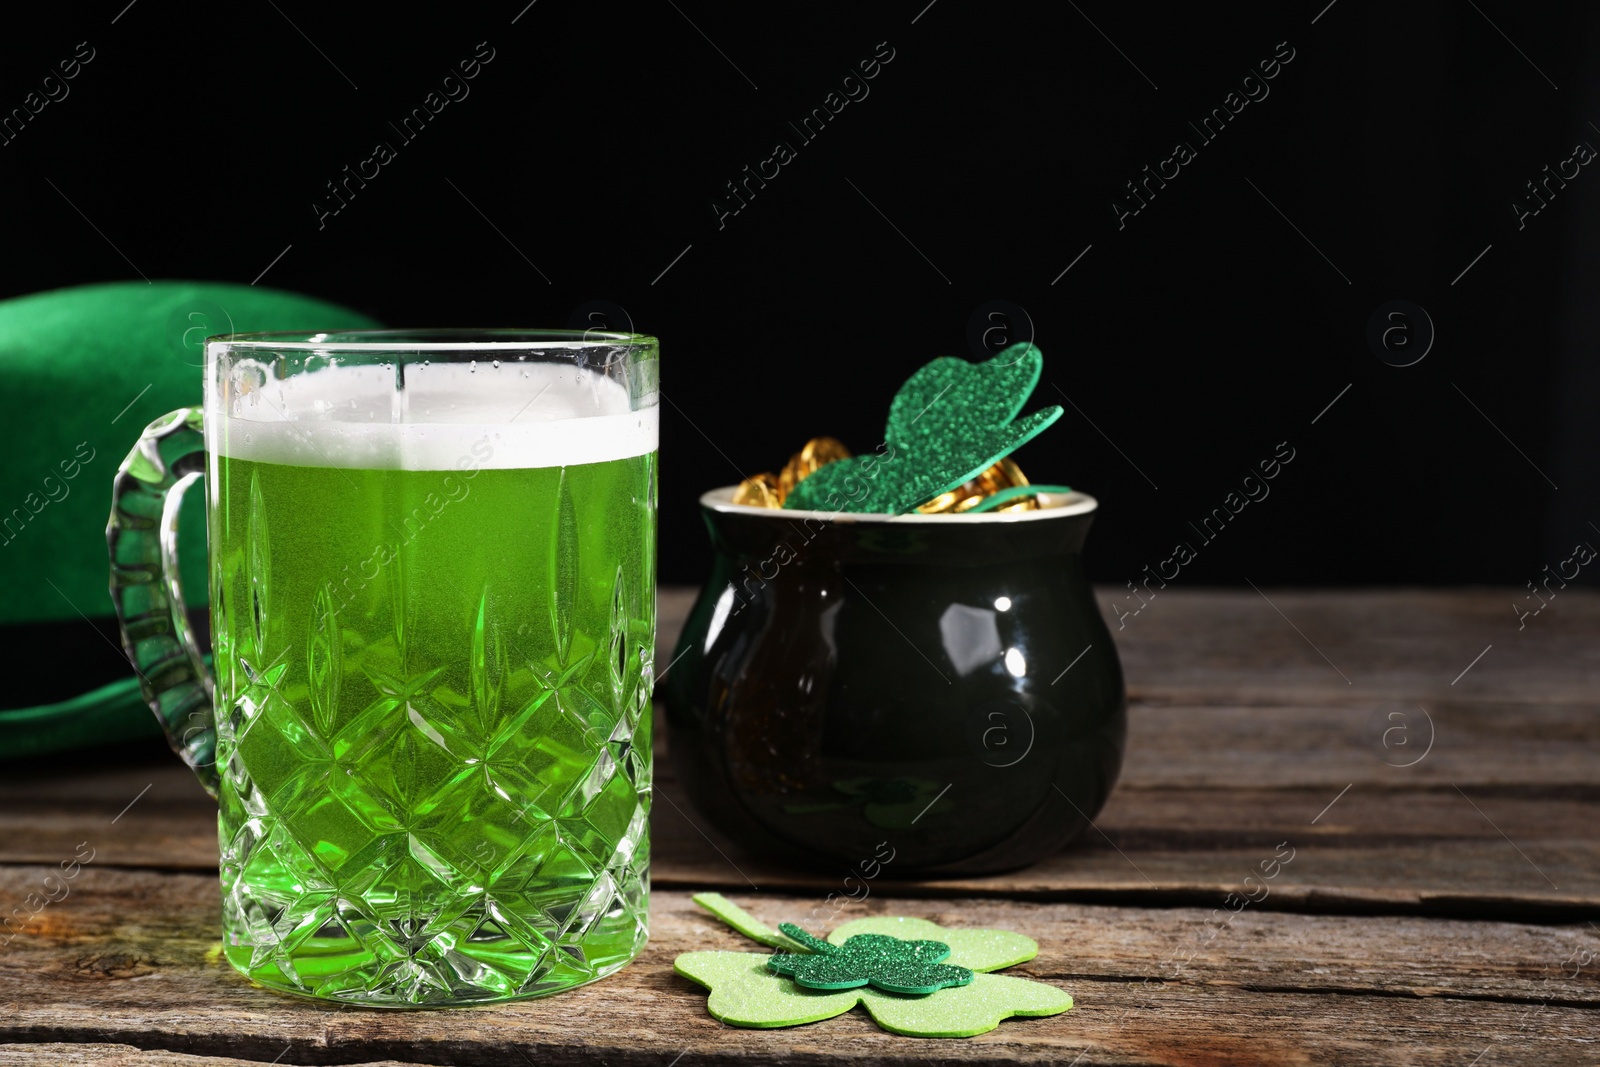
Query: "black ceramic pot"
662 488 1125 877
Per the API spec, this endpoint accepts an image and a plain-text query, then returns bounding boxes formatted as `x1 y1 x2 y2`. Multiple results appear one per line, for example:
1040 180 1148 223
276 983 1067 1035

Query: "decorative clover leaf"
828 914 1041 971
673 951 861 1029
674 893 1073 1038
767 922 973 994
783 343 1062 514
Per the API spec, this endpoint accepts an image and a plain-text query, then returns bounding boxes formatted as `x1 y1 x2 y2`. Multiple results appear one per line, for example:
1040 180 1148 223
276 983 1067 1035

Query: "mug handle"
107 408 218 797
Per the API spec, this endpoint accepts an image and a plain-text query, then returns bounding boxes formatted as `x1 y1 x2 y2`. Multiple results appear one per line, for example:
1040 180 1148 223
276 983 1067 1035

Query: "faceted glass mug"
107 330 659 1006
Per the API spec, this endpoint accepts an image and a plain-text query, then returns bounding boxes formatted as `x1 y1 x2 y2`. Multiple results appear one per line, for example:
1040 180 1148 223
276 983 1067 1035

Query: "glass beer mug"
107 330 658 1006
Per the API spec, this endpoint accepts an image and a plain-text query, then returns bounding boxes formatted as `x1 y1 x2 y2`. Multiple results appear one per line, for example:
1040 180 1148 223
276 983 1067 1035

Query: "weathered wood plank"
1088 587 1600 706
644 588 1600 918
0 1047 432 1066
650 794 1600 922
4 591 1595 936
665 586 1600 706
1123 701 1600 788
0 870 1596 1066
6 726 1593 921
9 693 1598 818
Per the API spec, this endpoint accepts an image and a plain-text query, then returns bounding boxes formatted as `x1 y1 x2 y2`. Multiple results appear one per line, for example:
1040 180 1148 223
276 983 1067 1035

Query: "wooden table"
2 589 1596 1065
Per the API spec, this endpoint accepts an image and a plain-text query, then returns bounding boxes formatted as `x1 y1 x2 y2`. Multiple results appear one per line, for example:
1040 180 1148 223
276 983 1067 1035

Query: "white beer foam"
210 361 658 470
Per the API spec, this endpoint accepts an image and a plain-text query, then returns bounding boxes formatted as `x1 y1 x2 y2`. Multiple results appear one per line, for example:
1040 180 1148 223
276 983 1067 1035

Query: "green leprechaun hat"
0 281 378 759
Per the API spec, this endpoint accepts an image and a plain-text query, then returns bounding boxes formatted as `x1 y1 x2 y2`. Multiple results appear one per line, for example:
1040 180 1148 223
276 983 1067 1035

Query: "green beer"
205 356 656 1004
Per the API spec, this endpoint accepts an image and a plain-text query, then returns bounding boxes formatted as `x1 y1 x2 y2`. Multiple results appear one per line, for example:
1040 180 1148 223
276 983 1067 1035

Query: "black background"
3 0 1597 589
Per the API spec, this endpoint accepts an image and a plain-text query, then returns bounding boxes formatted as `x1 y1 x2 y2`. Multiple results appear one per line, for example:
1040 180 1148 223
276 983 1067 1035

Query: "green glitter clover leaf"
674 893 1073 1038
767 922 973 994
782 342 1063 514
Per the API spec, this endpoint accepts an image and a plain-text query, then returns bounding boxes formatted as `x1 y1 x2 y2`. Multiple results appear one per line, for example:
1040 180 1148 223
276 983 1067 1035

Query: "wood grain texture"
1 870 1597 1066
1091 588 1600 707
3 590 1596 1063
3 768 1595 922
673 586 1600 706
0 1047 434 1066
4 714 1593 918
2 592 1597 920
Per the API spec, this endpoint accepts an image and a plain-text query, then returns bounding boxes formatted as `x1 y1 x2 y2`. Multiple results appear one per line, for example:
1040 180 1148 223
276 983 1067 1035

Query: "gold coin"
915 489 965 514
917 470 988 514
801 436 851 468
988 458 1037 511
732 472 782 508
779 436 851 500
992 460 1030 489
914 458 1038 514
994 457 1029 487
917 473 991 514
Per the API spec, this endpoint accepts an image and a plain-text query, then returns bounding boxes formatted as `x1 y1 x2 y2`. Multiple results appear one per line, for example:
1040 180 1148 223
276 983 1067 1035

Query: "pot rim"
699 485 1098 523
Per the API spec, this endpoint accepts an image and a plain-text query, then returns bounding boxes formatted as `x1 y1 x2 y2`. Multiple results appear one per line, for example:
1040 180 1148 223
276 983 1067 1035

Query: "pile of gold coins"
731 437 1039 513
729 436 851 509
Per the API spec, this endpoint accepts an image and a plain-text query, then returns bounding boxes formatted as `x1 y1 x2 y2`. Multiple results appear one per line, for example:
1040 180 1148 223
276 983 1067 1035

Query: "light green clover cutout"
674 893 1073 1038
